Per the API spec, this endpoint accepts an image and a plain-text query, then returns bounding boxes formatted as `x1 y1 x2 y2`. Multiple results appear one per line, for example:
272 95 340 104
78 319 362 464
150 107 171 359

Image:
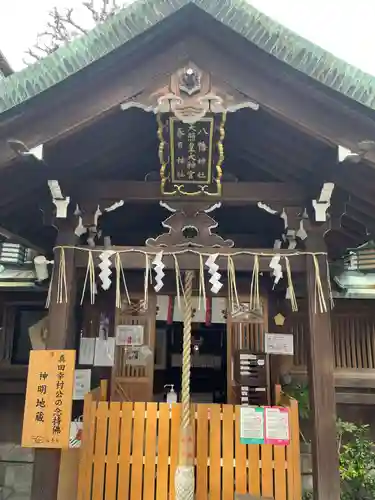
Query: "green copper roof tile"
1 0 375 114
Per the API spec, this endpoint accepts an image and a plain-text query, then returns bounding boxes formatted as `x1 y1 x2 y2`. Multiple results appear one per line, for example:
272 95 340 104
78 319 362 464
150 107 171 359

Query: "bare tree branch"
24 0 122 64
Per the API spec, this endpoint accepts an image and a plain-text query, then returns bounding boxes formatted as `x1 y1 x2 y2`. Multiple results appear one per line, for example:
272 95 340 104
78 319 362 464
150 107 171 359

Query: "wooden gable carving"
121 62 259 123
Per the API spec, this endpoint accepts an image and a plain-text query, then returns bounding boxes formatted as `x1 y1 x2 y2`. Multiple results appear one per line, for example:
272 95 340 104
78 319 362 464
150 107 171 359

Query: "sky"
1 0 375 75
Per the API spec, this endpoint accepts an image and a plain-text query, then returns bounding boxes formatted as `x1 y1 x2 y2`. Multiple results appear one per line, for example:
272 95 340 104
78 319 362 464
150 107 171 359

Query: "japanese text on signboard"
22 350 75 448
170 117 213 184
158 113 226 196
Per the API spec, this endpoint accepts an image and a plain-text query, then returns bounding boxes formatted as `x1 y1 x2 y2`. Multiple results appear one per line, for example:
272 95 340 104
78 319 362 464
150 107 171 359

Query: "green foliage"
282 381 310 420
337 419 375 500
284 381 375 499
282 381 310 443
302 491 313 500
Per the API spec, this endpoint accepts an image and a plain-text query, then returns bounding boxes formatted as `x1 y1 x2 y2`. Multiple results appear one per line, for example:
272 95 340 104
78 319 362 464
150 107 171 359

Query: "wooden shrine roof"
0 105 371 259
0 2 375 259
0 0 375 114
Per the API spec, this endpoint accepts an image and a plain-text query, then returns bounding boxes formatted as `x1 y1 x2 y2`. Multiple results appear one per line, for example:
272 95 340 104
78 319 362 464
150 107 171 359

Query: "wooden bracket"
146 201 234 248
121 63 258 123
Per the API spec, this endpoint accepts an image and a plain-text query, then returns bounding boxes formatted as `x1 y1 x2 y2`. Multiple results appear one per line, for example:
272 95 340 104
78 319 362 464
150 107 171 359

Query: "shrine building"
1 2 375 500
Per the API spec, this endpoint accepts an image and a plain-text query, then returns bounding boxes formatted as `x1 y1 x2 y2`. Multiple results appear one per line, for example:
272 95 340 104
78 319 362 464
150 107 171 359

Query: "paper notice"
264 407 290 445
240 406 265 445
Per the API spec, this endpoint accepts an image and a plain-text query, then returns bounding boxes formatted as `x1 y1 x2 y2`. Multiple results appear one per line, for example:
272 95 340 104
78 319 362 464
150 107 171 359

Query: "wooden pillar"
31 220 78 500
306 231 340 500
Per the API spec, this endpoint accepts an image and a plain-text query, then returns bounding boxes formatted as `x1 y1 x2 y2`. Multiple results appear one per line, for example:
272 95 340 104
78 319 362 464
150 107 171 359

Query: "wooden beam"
74 246 307 271
234 150 302 184
335 370 375 389
189 36 375 165
335 392 375 405
101 232 267 248
31 220 78 500
72 181 306 205
0 40 190 166
306 233 340 500
347 200 375 233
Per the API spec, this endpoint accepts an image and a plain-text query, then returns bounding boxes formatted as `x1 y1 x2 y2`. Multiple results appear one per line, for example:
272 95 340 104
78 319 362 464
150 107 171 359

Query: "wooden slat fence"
77 400 301 500
290 313 375 370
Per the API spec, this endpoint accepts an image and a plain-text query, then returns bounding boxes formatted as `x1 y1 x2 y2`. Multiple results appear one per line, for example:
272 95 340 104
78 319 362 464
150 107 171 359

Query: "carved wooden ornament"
121 63 258 123
146 201 234 248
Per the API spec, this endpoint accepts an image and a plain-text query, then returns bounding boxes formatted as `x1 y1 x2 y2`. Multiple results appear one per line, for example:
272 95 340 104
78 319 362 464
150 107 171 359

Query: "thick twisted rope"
175 271 195 500
181 270 194 433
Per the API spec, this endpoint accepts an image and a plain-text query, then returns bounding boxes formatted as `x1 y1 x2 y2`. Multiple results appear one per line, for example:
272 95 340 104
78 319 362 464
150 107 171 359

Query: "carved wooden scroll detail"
121 62 258 124
146 201 234 248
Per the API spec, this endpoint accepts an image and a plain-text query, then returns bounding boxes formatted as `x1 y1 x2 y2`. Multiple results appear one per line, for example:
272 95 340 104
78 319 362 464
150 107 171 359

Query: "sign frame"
264 332 294 355
22 350 75 449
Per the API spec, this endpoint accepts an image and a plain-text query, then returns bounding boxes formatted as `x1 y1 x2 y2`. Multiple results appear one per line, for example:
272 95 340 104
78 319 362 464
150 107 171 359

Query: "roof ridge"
1 0 375 114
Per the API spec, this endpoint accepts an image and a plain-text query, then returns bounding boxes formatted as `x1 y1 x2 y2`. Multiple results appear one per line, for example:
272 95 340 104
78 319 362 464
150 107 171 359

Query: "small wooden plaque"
22 350 75 448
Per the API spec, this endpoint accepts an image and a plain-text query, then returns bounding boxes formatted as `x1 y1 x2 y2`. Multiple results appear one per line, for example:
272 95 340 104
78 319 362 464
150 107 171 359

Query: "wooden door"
112 295 156 402
226 296 269 404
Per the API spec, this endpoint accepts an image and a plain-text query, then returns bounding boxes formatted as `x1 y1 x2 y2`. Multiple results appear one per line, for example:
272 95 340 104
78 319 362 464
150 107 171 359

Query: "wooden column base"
31 449 61 500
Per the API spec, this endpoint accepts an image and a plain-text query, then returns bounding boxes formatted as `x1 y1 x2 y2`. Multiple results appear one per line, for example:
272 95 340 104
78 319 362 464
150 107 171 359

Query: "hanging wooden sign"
158 113 226 196
22 350 75 448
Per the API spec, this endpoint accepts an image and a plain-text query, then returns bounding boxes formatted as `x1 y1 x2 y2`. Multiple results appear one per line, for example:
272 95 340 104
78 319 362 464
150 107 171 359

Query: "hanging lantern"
157 112 226 197
345 241 375 272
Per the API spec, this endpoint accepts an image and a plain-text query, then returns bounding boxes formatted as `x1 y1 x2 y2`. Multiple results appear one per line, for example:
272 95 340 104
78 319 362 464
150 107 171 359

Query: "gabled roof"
0 0 375 114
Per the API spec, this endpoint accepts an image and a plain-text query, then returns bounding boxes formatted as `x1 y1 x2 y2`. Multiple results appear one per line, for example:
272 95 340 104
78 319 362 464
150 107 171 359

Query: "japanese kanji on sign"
158 113 226 196
22 350 75 448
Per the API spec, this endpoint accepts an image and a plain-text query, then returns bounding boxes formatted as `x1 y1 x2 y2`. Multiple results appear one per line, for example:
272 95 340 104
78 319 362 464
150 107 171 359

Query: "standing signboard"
22 350 75 448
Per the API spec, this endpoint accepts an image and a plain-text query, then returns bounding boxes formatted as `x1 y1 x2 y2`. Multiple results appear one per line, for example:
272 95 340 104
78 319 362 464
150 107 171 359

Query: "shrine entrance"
153 320 227 404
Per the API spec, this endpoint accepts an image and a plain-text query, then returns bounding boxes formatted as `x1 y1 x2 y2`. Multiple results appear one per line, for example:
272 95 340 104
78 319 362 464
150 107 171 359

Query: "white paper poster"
94 337 115 366
240 406 264 444
264 407 290 445
79 337 96 365
73 369 91 400
265 333 294 355
116 325 144 346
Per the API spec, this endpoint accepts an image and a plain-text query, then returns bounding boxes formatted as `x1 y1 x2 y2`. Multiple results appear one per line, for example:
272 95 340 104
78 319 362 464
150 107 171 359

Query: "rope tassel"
284 257 298 312
227 256 239 314
312 255 327 313
80 250 96 305
57 247 68 304
115 252 131 309
198 255 207 313
249 255 260 311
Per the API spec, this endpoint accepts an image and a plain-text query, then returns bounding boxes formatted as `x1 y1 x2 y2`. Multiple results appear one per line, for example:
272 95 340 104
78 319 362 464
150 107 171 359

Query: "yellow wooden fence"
77 398 301 500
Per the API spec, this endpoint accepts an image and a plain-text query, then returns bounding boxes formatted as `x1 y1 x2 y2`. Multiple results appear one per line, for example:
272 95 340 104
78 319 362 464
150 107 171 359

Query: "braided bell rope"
175 270 195 500
181 270 194 431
